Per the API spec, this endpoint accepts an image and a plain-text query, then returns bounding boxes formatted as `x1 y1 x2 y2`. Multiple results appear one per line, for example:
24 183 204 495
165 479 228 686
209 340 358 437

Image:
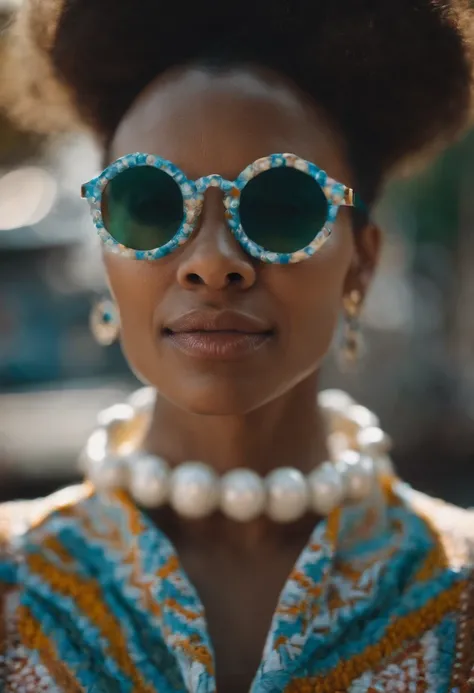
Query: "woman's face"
106 67 379 415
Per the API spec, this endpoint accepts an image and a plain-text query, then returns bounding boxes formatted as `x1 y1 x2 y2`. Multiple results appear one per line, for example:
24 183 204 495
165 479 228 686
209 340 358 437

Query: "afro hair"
1 0 473 200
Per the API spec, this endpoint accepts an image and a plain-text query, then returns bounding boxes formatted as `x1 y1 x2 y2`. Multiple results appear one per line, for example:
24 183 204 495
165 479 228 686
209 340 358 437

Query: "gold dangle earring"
90 298 120 346
338 290 363 371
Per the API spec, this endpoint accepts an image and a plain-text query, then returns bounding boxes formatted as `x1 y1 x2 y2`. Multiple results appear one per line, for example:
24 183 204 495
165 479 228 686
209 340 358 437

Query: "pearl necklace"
81 388 394 523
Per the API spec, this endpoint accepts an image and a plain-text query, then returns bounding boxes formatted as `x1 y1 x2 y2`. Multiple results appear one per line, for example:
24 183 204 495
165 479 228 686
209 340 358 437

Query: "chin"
162 375 275 416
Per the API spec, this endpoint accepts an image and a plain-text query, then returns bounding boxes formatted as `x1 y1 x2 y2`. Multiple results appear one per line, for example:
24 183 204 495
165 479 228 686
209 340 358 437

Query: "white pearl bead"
319 391 358 441
307 461 344 515
170 462 218 519
346 404 380 430
327 431 350 461
87 455 128 490
318 389 354 415
128 454 170 508
220 469 266 522
265 468 309 523
127 387 156 413
97 403 134 428
337 450 375 502
79 428 108 472
357 427 392 456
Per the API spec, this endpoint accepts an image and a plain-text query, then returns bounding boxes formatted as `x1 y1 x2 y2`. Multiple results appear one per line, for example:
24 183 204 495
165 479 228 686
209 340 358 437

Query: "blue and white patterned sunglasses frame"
81 152 364 264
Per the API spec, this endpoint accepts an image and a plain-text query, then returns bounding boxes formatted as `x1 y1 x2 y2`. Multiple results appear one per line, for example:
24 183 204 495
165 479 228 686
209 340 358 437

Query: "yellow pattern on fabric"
18 604 86 692
1 476 474 691
172 636 215 674
26 552 157 693
414 542 449 584
284 579 465 693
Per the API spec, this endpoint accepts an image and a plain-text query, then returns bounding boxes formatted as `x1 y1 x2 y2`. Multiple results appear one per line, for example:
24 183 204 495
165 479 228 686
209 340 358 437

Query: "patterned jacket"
0 479 473 692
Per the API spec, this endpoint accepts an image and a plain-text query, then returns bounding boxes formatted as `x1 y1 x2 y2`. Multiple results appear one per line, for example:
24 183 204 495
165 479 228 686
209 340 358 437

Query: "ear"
343 222 382 302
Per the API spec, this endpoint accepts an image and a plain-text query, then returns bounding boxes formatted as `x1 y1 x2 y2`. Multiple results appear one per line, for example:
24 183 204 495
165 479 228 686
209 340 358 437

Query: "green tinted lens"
239 167 328 254
102 166 184 251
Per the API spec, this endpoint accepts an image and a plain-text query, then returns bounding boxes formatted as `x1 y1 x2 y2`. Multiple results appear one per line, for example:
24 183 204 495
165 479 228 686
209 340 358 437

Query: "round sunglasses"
81 153 365 264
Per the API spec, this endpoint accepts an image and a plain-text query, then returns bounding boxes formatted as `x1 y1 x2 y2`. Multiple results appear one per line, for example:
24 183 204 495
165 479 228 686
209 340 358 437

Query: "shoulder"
0 484 93 587
395 481 474 569
0 498 42 586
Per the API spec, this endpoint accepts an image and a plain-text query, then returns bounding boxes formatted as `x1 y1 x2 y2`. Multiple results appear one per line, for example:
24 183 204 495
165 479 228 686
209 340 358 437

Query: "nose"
176 188 256 291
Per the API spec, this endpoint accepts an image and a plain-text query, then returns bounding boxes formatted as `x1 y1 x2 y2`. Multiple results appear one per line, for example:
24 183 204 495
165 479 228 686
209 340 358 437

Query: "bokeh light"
0 166 58 230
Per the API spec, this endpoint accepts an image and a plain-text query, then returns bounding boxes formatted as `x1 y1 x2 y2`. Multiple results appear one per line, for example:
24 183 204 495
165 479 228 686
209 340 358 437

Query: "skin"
105 65 381 691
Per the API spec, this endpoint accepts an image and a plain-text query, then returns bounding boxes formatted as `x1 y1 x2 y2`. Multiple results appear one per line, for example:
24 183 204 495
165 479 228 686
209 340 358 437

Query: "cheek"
105 253 160 321
270 225 353 366
103 253 169 377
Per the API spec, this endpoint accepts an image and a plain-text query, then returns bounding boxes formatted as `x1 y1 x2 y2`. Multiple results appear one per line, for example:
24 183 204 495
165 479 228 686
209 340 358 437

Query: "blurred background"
1 0 474 506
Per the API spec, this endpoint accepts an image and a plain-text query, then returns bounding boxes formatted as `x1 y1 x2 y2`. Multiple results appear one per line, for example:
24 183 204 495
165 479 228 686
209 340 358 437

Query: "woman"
1 1 474 691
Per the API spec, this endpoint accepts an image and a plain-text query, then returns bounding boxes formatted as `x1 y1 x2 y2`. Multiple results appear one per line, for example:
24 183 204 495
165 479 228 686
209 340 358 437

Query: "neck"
143 372 328 476
141 373 328 547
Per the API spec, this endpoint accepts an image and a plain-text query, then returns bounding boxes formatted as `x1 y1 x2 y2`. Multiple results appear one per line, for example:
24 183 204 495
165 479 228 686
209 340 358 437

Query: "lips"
164 310 272 335
162 310 274 360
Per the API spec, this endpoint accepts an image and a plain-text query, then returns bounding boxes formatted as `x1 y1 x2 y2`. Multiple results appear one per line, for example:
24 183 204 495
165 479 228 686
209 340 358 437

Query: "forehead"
111 67 352 184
